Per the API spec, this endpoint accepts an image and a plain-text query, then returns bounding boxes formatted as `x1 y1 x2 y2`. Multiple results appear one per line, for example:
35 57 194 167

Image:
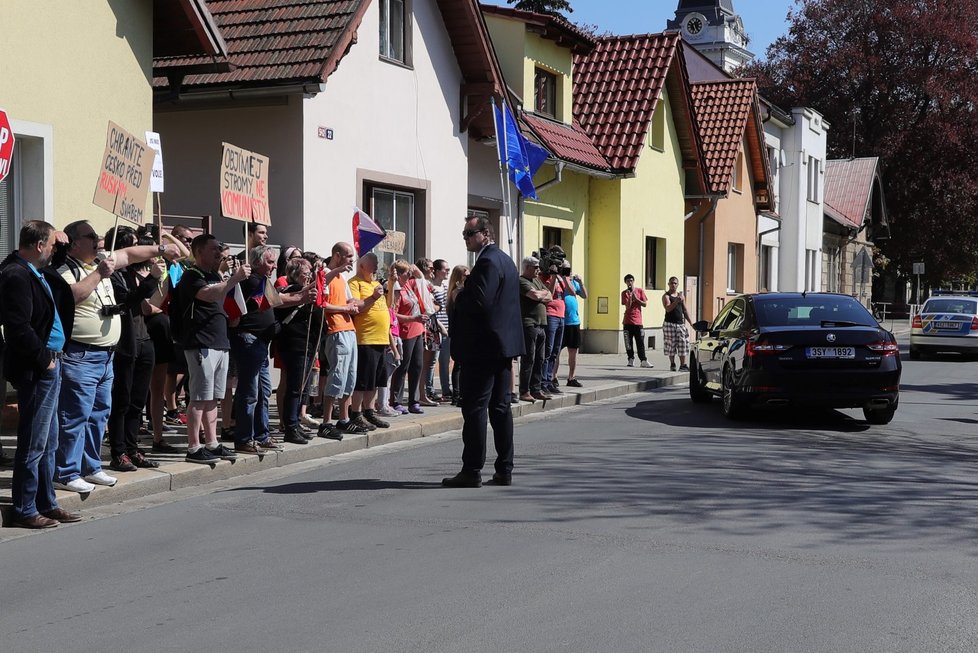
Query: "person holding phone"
662 276 693 372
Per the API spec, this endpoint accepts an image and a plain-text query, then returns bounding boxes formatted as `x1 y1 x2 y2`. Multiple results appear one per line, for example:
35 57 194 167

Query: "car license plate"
934 321 959 330
806 347 855 359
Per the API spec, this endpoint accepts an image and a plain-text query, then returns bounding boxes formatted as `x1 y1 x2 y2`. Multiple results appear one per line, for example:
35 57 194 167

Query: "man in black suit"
0 220 80 528
444 216 525 488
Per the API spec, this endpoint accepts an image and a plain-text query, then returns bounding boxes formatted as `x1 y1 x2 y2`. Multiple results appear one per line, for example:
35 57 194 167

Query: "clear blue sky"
516 0 800 60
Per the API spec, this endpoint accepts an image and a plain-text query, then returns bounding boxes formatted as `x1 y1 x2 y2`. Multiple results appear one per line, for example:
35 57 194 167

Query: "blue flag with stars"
493 101 549 200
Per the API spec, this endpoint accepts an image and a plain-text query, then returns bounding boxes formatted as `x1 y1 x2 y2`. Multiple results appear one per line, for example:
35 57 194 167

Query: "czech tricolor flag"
352 208 386 256
224 284 247 321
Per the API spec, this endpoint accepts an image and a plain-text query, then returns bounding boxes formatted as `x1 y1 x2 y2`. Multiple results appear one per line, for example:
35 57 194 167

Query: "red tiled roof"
824 157 882 229
573 33 680 171
153 0 370 89
521 113 611 172
688 78 756 194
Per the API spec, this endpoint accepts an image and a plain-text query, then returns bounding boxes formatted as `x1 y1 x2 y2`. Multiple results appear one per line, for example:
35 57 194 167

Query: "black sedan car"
688 293 901 424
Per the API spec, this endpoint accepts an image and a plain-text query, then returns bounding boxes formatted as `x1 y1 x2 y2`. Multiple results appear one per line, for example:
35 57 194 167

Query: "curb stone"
0 373 685 526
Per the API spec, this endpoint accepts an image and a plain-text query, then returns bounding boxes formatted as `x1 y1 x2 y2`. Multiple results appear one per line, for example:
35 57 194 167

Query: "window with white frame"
807 155 820 202
805 248 819 291
649 99 666 151
371 187 415 270
826 246 840 292
645 236 665 289
731 149 744 192
379 0 410 65
759 244 774 292
727 243 739 293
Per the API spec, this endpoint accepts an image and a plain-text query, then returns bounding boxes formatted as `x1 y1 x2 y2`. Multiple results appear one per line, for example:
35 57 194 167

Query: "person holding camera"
559 263 587 387
662 276 693 372
52 220 184 493
621 274 652 368
539 246 567 394
105 227 168 473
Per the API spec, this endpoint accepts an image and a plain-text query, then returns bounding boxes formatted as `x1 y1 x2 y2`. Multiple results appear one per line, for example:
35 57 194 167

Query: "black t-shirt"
274 283 324 353
176 267 229 350
519 276 547 327
110 269 158 357
233 273 277 341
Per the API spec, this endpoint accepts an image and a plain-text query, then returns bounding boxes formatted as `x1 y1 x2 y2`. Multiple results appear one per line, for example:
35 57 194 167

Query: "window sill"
379 55 413 71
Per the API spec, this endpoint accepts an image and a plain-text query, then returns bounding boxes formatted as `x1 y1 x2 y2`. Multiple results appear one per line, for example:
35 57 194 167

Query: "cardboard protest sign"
376 230 406 254
93 121 153 225
145 131 164 193
220 142 271 225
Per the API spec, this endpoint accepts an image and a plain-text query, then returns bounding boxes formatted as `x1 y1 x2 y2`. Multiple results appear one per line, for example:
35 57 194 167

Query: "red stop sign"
0 109 15 183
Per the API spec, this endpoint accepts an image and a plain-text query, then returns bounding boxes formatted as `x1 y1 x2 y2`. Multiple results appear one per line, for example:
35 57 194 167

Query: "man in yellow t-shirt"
347 252 391 431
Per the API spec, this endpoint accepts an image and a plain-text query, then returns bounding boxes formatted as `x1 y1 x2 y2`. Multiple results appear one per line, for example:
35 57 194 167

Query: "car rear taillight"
972 316 978 331
912 315 923 329
747 340 790 357
866 341 900 356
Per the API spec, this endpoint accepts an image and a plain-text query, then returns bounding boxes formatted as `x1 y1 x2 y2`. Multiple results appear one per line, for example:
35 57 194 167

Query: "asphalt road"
2 350 978 652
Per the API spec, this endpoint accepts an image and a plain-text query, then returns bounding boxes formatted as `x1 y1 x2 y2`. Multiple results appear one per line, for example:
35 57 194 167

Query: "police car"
909 291 978 359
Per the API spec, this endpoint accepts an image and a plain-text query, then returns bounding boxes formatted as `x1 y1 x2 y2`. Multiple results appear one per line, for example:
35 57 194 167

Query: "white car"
910 293 978 359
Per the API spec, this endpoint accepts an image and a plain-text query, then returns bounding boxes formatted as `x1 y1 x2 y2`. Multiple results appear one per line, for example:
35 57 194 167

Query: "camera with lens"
99 303 128 318
536 246 567 276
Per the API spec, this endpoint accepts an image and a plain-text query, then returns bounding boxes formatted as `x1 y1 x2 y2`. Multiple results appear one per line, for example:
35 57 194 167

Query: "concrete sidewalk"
0 346 685 525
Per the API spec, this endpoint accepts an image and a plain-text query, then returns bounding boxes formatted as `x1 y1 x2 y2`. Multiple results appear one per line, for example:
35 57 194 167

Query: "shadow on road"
496 393 978 548
898 382 978 401
230 479 441 494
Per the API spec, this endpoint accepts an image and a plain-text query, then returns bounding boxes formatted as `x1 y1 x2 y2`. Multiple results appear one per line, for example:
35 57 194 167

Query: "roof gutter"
534 161 565 194
156 82 327 105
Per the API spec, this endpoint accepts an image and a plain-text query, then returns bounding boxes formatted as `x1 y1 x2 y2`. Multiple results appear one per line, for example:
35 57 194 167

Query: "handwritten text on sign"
376 230 406 255
92 121 153 225
220 142 271 225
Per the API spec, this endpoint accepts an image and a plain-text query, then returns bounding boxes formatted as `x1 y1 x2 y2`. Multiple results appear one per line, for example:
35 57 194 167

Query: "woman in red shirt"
390 262 428 414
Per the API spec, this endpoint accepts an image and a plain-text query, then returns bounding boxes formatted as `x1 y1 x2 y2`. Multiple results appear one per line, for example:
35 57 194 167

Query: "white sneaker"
640 361 653 368
626 360 634 367
84 471 118 487
55 478 96 493
300 414 321 428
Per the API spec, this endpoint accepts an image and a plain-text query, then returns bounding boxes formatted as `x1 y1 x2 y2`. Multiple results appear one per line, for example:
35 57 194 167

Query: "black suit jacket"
450 243 525 364
0 252 75 386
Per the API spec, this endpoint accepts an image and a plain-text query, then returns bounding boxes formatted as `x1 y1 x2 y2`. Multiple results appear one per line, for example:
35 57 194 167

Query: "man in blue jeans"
230 245 313 454
54 220 184 494
0 221 80 528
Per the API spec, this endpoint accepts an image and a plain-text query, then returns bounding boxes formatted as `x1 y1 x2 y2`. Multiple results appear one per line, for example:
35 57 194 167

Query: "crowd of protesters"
0 218 689 527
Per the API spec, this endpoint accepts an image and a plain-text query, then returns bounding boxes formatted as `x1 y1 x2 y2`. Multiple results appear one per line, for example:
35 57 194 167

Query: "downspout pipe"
696 198 720 321
534 161 565 194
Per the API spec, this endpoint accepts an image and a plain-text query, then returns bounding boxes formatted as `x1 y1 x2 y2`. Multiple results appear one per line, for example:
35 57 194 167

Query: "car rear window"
922 299 978 315
753 296 875 327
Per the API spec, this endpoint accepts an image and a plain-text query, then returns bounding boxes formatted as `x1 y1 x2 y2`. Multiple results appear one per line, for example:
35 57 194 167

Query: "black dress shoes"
488 473 512 486
441 472 482 488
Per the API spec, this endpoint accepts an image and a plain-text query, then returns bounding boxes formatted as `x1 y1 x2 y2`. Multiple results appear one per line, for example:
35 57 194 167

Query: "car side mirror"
692 320 710 333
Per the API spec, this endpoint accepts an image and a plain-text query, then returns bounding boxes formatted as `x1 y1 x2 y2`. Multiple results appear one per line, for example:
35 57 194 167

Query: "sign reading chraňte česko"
92 121 153 224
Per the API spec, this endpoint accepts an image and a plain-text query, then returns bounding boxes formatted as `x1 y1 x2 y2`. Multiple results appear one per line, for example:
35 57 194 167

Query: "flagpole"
492 97 514 260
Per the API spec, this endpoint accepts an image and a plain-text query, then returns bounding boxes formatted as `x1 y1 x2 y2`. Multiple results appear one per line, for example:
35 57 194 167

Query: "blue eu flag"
493 102 550 200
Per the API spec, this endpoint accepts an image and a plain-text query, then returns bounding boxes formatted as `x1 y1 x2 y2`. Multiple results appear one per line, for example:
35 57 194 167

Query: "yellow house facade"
0 0 225 247
575 33 709 351
481 10 710 354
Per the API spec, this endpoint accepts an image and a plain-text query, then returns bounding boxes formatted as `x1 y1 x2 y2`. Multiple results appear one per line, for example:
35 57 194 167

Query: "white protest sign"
145 131 164 193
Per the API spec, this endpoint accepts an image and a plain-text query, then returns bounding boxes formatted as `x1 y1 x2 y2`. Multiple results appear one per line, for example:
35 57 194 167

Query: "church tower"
666 0 754 72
